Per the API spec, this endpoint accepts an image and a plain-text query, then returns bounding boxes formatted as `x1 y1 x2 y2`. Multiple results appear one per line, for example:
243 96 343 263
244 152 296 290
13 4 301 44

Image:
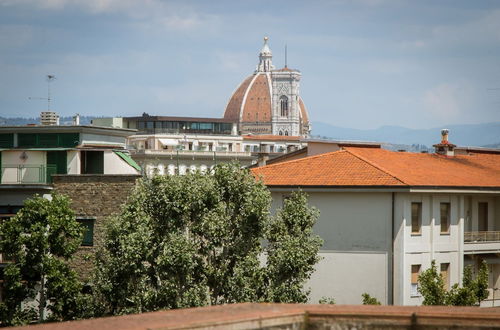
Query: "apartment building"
252 132 500 306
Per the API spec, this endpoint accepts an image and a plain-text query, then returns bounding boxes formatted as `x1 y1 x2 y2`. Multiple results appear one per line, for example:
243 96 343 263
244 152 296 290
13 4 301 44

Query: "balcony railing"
464 231 500 243
0 164 57 184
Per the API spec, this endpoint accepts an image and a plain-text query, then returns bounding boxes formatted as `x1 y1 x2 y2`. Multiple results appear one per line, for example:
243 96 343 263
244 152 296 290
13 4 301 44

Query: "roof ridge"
345 148 408 185
253 149 349 171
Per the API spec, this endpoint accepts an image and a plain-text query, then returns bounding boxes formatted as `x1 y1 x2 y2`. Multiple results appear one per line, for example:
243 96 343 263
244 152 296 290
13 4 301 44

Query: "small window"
411 202 422 235
77 218 95 246
411 264 421 297
440 203 450 234
478 202 488 232
440 263 450 290
280 95 289 117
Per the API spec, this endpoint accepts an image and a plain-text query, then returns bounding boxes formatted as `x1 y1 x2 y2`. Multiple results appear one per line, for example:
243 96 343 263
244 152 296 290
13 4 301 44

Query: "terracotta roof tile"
241 74 272 123
252 147 500 188
223 75 254 121
252 149 405 186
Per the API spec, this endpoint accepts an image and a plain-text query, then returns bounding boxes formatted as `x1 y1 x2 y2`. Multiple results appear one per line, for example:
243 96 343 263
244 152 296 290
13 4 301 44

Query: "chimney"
73 113 80 126
433 129 456 156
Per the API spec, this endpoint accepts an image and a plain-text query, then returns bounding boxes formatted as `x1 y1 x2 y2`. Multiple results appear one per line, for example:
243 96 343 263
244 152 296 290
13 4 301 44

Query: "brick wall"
52 174 140 280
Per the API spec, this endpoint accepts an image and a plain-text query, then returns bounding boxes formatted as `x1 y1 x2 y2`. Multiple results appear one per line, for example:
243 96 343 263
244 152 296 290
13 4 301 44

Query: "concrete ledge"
13 303 500 330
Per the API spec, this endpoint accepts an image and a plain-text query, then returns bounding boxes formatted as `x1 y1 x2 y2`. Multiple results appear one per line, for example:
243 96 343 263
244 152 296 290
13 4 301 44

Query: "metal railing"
0 164 57 184
464 231 500 243
131 150 253 158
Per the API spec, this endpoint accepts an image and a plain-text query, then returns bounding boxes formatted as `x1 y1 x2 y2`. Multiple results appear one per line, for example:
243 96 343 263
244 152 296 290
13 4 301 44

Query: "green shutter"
18 133 79 148
47 151 67 183
59 133 79 147
0 134 14 148
38 133 59 147
77 219 94 246
18 133 37 148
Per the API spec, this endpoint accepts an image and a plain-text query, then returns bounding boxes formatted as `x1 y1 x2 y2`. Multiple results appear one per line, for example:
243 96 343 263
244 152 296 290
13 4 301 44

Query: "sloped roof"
252 147 500 188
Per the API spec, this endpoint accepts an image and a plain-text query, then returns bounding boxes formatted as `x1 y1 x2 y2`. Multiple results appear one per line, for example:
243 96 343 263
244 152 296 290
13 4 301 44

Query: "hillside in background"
0 116 97 126
1 116 498 151
311 122 500 148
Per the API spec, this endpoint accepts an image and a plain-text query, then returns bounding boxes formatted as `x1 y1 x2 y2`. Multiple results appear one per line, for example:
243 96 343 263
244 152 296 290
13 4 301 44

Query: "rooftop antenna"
28 75 56 111
284 44 288 68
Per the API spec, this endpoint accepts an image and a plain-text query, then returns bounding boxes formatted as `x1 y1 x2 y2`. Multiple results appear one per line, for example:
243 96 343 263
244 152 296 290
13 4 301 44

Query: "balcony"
464 231 500 254
0 164 56 184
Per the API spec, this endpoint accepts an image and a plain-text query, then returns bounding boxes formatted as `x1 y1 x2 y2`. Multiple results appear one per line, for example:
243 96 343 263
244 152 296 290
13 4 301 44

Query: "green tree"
0 194 85 326
92 164 322 315
361 293 381 305
418 260 447 305
419 260 490 306
265 191 323 303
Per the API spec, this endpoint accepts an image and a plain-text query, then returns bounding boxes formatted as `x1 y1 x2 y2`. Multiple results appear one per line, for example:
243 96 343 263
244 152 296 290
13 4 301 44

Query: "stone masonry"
52 174 140 280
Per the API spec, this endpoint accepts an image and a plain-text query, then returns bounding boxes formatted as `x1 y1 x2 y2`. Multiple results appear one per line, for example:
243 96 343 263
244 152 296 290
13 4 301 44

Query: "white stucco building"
253 135 500 306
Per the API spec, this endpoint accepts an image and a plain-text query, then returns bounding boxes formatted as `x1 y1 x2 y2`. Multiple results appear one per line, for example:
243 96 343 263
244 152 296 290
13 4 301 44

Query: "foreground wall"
13 303 500 330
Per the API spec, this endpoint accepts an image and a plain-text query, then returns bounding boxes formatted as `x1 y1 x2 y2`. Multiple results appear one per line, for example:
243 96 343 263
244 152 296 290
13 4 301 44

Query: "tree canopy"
92 164 322 315
418 260 489 306
0 194 85 326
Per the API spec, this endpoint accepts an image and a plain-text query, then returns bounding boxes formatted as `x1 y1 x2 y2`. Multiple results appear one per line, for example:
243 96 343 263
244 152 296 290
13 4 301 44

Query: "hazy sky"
1 0 499 129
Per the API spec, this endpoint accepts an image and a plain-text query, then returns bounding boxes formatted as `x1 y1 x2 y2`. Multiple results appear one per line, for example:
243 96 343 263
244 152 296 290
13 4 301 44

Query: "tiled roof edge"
252 149 349 172
344 148 408 185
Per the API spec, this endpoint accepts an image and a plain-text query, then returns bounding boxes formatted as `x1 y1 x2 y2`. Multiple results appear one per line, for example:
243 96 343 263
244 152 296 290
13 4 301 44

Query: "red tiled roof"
243 135 302 141
252 147 500 188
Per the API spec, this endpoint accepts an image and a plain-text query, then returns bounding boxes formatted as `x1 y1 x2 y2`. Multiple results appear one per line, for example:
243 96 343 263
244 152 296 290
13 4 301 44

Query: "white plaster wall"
103 151 139 175
395 193 464 306
308 251 388 304
270 191 393 305
67 150 80 174
81 133 126 147
1 151 46 183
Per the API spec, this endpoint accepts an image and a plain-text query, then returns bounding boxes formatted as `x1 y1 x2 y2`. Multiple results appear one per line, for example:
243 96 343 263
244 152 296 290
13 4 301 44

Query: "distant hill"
311 122 500 148
0 116 97 126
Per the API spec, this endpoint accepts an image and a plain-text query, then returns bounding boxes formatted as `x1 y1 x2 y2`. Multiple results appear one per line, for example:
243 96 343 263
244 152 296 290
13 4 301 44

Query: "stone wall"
52 174 140 280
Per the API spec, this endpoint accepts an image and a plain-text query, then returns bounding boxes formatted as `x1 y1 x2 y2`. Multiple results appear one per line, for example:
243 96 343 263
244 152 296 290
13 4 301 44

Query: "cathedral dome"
223 37 310 137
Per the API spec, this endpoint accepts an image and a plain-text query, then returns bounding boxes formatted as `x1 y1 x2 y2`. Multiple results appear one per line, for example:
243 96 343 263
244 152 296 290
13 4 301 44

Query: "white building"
0 124 140 213
252 134 500 306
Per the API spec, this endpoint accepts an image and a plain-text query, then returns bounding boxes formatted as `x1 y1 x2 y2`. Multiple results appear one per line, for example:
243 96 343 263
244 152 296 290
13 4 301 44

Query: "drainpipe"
391 191 395 305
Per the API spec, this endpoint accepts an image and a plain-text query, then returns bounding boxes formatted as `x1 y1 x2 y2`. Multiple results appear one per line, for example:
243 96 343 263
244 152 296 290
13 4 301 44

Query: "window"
440 263 450 290
478 202 488 232
280 95 289 117
77 218 95 246
440 203 450 234
80 151 104 174
411 202 422 235
411 264 421 296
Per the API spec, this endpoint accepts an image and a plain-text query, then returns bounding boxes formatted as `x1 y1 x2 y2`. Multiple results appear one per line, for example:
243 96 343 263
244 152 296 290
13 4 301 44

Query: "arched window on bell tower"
280 95 289 117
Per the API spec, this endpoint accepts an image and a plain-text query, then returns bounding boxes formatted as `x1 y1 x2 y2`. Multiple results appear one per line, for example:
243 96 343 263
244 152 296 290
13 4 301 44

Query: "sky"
0 0 499 130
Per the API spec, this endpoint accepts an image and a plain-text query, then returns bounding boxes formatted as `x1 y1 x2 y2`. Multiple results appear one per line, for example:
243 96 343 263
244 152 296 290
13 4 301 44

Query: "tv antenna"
28 75 56 111
284 44 288 68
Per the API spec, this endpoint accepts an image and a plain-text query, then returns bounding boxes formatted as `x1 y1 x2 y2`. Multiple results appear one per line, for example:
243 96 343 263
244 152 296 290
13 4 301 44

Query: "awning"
158 138 179 146
114 151 141 171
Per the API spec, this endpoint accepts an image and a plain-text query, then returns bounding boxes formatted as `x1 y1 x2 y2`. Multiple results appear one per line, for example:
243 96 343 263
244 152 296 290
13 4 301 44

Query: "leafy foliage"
418 260 489 306
0 194 86 326
92 164 322 315
361 293 381 305
265 192 322 303
318 297 336 304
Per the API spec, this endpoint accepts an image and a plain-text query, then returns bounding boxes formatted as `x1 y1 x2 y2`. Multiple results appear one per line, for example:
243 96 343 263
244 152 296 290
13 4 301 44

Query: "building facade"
0 123 141 275
252 136 500 306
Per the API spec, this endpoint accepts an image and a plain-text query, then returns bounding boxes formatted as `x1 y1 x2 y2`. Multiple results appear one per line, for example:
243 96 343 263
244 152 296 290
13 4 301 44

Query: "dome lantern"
257 36 274 72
